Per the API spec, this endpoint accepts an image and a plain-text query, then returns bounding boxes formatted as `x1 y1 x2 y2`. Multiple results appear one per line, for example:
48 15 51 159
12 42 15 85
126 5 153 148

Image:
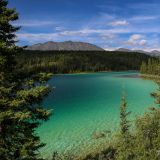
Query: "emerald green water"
37 72 157 159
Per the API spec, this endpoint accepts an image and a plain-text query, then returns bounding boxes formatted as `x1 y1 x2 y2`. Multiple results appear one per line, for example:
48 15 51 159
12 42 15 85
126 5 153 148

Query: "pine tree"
0 1 52 159
120 96 130 136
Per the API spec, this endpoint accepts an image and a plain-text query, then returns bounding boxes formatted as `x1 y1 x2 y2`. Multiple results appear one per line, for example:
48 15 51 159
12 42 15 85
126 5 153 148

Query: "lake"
37 71 157 159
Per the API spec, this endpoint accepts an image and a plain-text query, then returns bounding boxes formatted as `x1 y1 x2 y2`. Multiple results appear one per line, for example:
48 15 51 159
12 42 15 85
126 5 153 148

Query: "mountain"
150 50 160 57
26 41 104 51
133 50 149 54
116 48 148 53
116 48 160 57
116 48 132 52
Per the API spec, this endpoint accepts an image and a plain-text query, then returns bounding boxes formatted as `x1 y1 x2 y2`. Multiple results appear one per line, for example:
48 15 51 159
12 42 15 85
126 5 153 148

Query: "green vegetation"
16 50 150 74
140 59 160 76
0 1 52 159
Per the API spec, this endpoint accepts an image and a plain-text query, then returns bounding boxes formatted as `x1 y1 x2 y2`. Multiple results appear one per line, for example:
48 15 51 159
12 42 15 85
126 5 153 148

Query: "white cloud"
16 27 155 44
131 16 159 21
127 34 143 45
58 30 88 36
110 20 129 26
55 28 131 37
100 33 117 41
127 34 147 46
55 26 65 31
139 39 147 46
13 20 56 27
130 34 143 40
104 47 117 51
17 33 59 43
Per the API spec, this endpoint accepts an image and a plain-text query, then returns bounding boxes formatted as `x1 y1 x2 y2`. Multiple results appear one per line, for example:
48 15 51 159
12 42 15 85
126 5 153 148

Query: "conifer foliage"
140 59 160 76
16 50 150 74
120 96 130 136
116 96 134 160
0 1 52 159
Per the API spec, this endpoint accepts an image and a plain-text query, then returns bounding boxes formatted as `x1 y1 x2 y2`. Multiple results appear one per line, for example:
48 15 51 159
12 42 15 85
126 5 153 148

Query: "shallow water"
37 71 157 159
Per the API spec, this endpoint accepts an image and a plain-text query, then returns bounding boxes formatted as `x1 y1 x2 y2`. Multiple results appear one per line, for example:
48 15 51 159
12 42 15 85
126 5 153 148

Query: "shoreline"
140 74 160 81
54 70 139 76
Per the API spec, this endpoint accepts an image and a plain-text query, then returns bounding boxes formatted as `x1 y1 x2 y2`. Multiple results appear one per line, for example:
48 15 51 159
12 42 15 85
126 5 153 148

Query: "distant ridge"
116 48 160 57
26 41 104 51
116 48 132 52
26 42 160 56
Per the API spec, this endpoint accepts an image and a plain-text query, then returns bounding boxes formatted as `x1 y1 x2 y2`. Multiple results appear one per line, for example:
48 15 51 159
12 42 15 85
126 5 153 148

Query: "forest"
16 50 151 74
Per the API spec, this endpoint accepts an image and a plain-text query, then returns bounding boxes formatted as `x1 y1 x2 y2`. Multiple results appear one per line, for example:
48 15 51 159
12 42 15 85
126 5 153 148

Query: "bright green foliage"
0 1 52 159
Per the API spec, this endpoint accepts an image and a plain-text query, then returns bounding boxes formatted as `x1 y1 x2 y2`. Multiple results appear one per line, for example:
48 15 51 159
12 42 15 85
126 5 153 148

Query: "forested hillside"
16 50 151 74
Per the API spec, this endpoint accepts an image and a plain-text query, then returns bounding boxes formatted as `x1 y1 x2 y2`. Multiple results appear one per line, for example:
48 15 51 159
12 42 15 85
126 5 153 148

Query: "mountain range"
26 41 160 57
26 41 104 51
116 48 160 57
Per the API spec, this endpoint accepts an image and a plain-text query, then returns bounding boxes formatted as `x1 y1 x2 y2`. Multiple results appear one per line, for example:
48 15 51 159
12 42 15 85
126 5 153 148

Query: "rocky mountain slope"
26 41 104 51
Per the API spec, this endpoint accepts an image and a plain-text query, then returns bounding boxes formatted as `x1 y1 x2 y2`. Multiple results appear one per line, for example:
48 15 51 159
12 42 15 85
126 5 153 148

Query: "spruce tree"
116 96 134 160
120 96 130 136
0 0 52 159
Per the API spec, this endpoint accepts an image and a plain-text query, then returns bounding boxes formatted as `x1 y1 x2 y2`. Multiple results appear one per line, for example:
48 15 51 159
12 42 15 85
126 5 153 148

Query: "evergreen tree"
15 50 150 75
116 96 134 160
120 96 130 136
0 1 52 159
140 61 147 74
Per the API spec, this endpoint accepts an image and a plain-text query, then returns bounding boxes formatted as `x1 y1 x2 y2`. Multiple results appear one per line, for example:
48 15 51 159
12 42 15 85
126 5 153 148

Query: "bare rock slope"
26 41 104 51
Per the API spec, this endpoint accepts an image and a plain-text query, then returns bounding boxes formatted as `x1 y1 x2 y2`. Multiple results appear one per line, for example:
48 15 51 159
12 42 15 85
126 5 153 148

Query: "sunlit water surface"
37 72 157 159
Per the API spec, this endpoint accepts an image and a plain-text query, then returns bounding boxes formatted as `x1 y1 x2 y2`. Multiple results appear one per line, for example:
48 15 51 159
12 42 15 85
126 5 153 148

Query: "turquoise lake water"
37 71 157 159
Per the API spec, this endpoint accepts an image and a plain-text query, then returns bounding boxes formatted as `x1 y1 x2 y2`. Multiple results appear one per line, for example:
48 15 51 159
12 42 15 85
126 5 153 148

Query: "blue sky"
9 0 160 51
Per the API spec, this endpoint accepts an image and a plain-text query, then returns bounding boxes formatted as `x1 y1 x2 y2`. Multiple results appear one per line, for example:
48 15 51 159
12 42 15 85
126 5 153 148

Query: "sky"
9 0 160 51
